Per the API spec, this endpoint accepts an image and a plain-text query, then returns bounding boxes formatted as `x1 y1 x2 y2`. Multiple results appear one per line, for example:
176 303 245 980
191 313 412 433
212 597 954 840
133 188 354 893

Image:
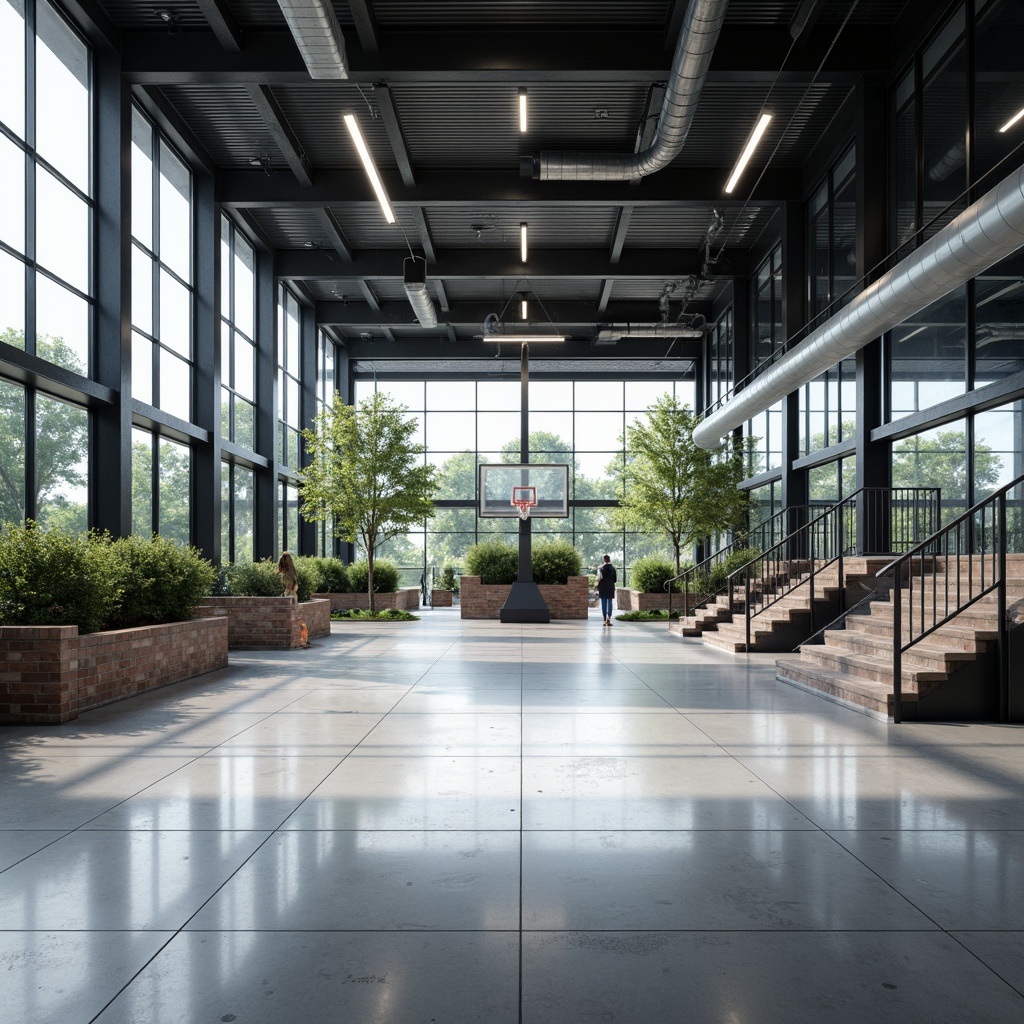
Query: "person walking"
596 553 617 626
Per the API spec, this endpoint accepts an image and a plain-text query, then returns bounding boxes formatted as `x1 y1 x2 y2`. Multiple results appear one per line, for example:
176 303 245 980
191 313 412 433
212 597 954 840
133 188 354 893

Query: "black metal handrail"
665 506 808 623
876 473 1024 724
726 487 942 650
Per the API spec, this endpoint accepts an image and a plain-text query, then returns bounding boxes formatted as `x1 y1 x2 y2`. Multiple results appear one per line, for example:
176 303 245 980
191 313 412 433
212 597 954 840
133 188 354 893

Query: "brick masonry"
193 597 331 649
430 590 454 608
312 588 421 612
616 587 694 612
460 576 589 619
0 617 229 725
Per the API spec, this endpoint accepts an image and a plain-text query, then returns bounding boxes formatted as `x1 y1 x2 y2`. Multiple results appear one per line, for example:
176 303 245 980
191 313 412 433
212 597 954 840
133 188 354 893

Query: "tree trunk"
367 549 375 614
674 540 681 575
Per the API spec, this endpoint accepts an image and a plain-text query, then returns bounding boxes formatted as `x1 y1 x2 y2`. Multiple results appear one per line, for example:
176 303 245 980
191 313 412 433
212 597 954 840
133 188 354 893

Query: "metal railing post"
892 579 903 724
999 491 1009 723
745 573 751 649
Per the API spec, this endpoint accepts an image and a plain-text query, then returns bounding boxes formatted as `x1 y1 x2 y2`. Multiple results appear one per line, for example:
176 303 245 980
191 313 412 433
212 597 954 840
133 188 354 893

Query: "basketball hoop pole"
500 342 551 623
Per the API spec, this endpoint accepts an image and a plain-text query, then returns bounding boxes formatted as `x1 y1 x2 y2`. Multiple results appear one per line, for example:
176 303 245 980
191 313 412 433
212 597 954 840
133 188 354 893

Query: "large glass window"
36 394 87 533
277 286 302 470
748 243 784 474
220 216 256 450
222 462 254 563
0 0 92 374
131 107 193 422
353 377 695 585
132 430 191 544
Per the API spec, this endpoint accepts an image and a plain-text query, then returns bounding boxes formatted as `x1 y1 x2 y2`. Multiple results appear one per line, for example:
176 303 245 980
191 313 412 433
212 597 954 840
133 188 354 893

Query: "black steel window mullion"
24 391 36 522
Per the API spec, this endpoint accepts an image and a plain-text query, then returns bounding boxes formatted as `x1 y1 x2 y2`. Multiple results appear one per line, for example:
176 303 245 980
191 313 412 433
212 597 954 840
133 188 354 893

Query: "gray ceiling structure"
86 0 926 375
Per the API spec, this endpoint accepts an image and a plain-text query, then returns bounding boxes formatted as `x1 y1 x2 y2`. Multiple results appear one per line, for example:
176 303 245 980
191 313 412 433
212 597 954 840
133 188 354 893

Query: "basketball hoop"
511 485 538 520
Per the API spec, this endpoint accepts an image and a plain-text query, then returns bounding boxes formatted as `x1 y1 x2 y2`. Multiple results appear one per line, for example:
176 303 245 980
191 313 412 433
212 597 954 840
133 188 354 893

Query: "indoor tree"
299 391 436 611
612 394 749 573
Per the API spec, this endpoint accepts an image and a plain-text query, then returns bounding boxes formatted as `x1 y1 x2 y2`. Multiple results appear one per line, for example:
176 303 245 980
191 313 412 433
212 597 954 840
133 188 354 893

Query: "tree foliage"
891 430 1001 501
612 395 748 572
300 392 436 610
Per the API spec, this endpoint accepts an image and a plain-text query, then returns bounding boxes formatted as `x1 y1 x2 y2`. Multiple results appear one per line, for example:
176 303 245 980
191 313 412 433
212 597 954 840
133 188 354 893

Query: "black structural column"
780 202 809 518
855 76 892 552
253 249 278 560
192 171 221 561
92 49 132 538
297 301 317 555
500 344 550 623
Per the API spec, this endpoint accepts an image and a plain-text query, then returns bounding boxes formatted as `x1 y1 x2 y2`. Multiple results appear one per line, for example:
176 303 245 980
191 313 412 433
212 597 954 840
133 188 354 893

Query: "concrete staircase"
777 560 1024 720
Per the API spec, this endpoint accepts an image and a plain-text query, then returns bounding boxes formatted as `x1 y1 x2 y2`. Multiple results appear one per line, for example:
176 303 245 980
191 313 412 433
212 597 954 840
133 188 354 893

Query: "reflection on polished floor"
2 610 1023 1023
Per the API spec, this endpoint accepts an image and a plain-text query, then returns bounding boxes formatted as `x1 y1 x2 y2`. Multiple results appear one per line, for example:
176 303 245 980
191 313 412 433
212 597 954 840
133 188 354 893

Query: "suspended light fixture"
482 334 564 343
724 112 772 194
520 292 529 319
519 87 528 132
520 223 528 262
343 113 395 223
999 106 1024 133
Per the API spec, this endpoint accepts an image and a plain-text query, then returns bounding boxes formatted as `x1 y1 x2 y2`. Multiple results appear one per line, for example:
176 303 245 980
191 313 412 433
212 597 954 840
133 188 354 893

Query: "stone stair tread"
795 645 946 685
823 631 979 662
775 657 913 712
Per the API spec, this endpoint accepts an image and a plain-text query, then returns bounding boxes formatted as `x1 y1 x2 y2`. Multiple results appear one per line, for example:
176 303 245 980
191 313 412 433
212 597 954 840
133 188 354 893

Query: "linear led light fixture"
482 334 564 343
519 88 528 132
999 106 1024 133
343 113 394 224
724 113 772 194
520 293 529 319
520 222 528 262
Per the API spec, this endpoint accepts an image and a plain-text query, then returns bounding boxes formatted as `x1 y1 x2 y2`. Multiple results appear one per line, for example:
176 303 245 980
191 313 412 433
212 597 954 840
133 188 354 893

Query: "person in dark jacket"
596 554 617 626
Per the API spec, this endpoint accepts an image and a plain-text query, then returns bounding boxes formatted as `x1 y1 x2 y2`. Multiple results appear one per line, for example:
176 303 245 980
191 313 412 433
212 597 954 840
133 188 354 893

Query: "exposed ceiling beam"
314 208 355 262
630 85 665 189
245 85 313 186
292 279 318 307
59 0 119 51
278 247 746 281
358 280 381 311
120 27 885 86
374 84 416 187
597 280 615 315
195 0 242 53
412 208 437 263
348 0 380 53
313 298 711 327
220 168 799 207
609 206 632 264
232 208 276 252
131 86 216 175
333 336 702 361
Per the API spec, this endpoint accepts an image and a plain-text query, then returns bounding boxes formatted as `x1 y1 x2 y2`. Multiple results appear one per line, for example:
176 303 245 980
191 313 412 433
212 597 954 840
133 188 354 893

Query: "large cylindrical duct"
595 323 705 341
692 162 1024 449
521 0 729 181
277 0 348 79
403 257 438 328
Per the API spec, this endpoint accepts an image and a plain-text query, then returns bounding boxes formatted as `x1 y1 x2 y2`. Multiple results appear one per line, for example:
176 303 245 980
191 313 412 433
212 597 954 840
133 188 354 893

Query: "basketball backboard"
478 463 570 518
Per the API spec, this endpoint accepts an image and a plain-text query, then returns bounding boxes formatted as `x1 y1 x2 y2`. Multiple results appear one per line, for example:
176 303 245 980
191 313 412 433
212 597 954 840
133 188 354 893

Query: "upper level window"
0 0 92 375
277 286 302 469
131 106 193 423
220 215 256 450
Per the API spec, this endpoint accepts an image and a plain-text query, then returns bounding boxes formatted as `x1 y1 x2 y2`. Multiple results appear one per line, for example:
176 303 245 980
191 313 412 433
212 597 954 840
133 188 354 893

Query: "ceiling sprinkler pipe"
693 161 1024 449
522 0 728 181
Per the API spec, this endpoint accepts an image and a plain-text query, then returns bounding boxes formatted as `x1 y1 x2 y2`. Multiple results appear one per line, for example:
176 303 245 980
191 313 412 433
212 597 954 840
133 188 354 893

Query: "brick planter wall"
193 597 331 648
460 576 589 619
616 587 693 612
312 588 420 612
431 589 454 608
0 617 228 725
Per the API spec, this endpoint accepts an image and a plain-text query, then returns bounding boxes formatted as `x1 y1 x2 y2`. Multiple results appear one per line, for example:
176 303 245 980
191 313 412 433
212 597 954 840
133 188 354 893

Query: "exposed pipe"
403 257 437 328
693 161 1024 450
521 0 729 181
595 323 705 342
276 0 348 79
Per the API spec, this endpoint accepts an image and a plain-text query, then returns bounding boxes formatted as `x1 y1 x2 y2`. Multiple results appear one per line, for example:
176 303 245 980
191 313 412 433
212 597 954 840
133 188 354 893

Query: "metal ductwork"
403 257 438 328
693 161 1024 450
595 323 705 342
521 0 728 181
276 0 348 79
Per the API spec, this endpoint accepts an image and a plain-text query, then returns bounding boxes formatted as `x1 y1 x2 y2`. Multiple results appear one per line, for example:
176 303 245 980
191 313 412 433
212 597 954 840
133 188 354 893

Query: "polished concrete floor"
2 609 1023 1023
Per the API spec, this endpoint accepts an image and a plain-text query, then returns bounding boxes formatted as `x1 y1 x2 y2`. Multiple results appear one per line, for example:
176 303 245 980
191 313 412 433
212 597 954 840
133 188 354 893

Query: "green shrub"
436 564 460 591
724 547 761 575
695 547 762 595
630 556 679 594
226 558 314 602
0 522 116 634
295 556 349 595
106 534 216 629
531 539 582 585
465 540 518 585
348 558 400 593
